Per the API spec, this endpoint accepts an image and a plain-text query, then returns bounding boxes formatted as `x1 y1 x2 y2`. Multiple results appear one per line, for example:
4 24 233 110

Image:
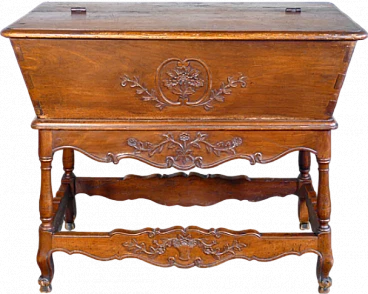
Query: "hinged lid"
1 2 367 40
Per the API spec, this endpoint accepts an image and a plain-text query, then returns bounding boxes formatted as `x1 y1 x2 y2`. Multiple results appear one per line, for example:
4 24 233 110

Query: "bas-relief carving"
121 58 247 110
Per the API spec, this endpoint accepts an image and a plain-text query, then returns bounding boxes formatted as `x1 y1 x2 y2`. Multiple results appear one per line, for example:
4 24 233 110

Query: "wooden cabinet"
2 2 366 293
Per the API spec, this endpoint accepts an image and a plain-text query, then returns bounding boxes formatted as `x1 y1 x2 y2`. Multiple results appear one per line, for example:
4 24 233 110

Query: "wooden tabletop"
1 2 367 40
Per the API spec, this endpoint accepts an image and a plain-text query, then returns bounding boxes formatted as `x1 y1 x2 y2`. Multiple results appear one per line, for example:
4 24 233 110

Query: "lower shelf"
52 226 320 268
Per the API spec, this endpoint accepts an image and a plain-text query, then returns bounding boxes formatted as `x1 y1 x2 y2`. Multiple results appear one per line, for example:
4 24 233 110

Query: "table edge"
2 29 367 41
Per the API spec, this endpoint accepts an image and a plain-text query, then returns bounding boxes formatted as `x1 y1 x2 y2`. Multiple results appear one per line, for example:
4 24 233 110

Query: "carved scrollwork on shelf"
122 234 247 262
121 58 247 110
120 226 251 267
126 132 243 168
52 226 321 268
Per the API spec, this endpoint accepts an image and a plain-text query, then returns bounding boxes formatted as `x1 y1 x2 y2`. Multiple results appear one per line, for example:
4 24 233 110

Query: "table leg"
63 149 76 231
37 131 54 293
317 158 333 293
298 151 311 230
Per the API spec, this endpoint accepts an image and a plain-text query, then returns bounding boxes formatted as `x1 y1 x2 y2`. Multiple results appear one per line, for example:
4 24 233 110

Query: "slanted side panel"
13 39 354 120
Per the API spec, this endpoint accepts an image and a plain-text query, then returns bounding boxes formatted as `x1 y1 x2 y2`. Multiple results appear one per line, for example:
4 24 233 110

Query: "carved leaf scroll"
123 234 247 262
127 132 243 168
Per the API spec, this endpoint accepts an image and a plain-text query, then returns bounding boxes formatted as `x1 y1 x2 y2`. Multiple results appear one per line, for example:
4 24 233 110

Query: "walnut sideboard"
2 2 366 293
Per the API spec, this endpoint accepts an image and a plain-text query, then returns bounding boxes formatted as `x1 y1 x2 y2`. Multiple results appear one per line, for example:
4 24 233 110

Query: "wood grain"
31 118 339 131
51 130 330 170
2 2 365 292
52 227 320 268
12 39 354 120
2 2 366 40
37 131 54 293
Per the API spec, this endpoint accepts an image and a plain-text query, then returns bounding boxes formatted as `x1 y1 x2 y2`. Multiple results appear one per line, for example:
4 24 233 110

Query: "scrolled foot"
318 277 332 293
39 277 52 293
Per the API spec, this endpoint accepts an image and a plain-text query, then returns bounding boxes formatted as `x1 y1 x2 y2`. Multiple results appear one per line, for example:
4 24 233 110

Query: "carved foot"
37 231 54 292
318 277 332 293
65 222 75 231
316 255 335 294
38 277 52 293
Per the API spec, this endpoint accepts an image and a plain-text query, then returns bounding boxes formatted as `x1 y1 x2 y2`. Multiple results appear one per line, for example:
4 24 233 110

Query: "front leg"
316 158 333 293
37 131 54 293
37 231 54 293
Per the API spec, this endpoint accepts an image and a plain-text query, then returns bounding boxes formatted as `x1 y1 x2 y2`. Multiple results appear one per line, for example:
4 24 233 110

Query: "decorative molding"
126 132 243 168
34 118 339 131
121 58 247 110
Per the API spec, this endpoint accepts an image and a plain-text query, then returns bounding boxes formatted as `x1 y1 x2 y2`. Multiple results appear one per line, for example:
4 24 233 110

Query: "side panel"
11 39 355 120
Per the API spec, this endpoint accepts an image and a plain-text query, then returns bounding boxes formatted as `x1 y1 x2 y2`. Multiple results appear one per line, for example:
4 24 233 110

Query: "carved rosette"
159 58 209 103
121 58 247 110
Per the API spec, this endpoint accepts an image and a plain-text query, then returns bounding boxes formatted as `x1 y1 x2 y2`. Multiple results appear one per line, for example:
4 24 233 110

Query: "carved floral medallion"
121 58 247 110
162 60 205 100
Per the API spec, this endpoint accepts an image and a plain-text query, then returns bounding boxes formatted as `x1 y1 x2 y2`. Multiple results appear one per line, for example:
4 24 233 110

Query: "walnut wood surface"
52 227 320 268
37 131 54 293
51 130 331 170
31 118 338 131
1 2 367 40
11 39 353 120
2 2 365 293
75 174 299 206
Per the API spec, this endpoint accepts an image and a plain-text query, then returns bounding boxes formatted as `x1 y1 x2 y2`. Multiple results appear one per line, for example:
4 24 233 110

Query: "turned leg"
298 151 311 230
316 158 333 293
37 131 54 293
63 149 76 231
